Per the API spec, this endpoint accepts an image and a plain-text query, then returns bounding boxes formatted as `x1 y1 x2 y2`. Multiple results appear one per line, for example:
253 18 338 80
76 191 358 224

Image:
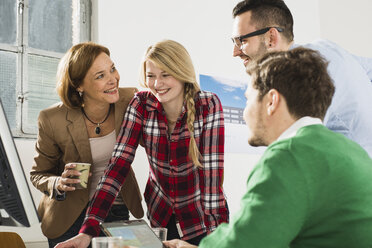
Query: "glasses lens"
232 37 241 49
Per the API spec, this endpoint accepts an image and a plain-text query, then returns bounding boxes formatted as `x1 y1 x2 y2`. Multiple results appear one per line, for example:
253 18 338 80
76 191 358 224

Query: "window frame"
0 0 91 138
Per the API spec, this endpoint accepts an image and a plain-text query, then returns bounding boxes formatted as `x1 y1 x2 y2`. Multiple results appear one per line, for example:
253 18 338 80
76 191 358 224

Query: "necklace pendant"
95 126 101 135
81 104 112 135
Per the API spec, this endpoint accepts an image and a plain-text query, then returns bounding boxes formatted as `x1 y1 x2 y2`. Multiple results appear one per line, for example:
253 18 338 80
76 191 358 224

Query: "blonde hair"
56 42 110 109
140 40 202 167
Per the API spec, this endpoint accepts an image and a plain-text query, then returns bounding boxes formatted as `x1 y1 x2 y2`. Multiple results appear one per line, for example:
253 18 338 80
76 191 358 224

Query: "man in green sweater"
164 48 372 247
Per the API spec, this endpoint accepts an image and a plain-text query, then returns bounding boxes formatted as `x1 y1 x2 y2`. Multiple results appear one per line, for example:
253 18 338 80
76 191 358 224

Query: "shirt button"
170 159 173 163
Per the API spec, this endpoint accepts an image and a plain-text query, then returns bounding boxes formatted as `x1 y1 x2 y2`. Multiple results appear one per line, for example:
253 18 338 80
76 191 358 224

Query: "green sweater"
200 125 372 248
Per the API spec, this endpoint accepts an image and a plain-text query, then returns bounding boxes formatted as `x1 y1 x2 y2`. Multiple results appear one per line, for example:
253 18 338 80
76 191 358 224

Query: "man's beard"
247 112 268 147
248 134 267 147
245 40 269 69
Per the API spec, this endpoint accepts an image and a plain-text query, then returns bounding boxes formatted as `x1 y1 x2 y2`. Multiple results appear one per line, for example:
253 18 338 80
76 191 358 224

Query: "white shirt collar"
276 116 323 142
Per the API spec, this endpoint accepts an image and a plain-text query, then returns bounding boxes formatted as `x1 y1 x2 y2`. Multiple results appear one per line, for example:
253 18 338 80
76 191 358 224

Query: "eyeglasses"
231 27 284 50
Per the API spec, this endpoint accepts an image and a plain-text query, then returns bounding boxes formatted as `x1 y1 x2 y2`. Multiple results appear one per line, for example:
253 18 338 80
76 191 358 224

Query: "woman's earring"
78 91 85 107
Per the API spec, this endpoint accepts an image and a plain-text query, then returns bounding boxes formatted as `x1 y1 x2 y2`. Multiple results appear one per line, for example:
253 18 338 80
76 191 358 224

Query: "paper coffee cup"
67 162 91 189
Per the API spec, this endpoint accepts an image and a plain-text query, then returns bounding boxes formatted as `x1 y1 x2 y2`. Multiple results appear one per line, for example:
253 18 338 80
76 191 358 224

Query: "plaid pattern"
80 91 228 240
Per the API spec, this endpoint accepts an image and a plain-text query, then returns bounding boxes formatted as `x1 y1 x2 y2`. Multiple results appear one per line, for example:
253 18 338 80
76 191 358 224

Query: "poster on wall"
199 74 266 154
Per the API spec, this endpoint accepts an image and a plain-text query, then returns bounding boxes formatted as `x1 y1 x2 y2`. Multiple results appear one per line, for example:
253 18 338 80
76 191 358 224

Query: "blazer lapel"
66 108 93 164
114 92 127 136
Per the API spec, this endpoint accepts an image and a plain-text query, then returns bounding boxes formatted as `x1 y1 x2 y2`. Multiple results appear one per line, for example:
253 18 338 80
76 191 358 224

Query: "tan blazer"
30 88 144 239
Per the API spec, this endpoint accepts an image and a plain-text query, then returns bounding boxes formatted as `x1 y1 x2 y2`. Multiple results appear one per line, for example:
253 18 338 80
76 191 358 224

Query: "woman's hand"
54 233 92 248
56 163 81 192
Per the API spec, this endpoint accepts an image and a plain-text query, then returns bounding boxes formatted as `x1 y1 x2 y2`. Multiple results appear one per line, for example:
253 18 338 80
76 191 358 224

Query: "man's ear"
265 27 280 50
266 89 280 116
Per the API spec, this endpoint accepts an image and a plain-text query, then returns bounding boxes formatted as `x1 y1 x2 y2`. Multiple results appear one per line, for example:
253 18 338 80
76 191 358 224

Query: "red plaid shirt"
80 91 228 240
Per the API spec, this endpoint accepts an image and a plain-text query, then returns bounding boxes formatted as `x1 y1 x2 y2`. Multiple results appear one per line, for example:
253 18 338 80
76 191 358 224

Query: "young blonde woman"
56 39 228 248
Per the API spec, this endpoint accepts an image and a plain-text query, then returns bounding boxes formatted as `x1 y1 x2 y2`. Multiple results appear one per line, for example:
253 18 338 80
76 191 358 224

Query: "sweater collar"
276 116 323 142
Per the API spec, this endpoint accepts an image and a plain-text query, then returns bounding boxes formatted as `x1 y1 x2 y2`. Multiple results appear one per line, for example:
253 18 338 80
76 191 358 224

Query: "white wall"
2 1 371 246
319 0 372 57
92 0 245 83
91 0 372 219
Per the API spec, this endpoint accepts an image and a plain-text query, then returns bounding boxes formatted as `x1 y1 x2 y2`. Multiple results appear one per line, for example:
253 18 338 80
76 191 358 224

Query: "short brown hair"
247 47 335 120
233 0 294 42
56 42 110 109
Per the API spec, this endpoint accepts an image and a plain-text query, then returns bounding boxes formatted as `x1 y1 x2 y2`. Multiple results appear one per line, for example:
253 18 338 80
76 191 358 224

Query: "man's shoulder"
266 125 328 156
274 124 368 159
298 39 352 63
300 39 338 51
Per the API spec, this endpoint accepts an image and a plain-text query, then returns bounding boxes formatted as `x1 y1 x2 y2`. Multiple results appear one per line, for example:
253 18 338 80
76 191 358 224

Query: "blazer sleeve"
30 109 62 199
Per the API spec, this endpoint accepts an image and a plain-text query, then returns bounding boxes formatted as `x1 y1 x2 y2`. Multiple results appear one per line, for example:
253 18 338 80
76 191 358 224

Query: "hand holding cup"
57 162 91 192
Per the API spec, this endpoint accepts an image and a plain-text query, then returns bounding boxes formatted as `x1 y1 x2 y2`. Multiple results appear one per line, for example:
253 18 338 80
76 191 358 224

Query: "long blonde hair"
140 40 202 167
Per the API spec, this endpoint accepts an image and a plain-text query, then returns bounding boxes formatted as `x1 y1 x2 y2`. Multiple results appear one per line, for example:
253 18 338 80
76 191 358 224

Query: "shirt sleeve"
199 93 228 232
352 54 372 82
304 40 372 145
199 148 308 248
79 96 143 237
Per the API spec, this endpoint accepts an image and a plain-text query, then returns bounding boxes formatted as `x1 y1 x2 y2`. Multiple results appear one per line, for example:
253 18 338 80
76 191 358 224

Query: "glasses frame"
232 27 284 50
